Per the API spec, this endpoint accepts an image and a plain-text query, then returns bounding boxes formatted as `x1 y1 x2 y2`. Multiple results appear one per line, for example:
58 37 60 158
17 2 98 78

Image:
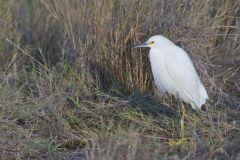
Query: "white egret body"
134 35 208 110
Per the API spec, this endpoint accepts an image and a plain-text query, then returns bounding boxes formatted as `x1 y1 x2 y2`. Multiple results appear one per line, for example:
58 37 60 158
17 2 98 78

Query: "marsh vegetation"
0 0 240 159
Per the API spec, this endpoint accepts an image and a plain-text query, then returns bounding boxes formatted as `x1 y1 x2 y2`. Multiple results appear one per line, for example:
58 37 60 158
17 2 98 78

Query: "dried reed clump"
1 0 239 102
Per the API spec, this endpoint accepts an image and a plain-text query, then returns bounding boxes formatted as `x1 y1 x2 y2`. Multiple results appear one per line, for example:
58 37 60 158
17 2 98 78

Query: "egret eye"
148 41 155 45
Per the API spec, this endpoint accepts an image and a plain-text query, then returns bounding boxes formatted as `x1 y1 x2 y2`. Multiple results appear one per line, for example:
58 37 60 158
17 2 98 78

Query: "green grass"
0 0 240 159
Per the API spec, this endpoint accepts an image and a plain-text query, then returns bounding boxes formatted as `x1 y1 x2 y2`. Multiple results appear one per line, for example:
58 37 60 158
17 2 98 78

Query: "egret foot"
166 138 187 147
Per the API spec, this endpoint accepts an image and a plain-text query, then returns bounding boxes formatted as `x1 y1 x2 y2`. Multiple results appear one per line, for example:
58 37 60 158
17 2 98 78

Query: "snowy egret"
132 35 208 143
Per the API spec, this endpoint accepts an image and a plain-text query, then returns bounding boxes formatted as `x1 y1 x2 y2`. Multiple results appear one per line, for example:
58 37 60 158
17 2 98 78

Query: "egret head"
132 35 173 49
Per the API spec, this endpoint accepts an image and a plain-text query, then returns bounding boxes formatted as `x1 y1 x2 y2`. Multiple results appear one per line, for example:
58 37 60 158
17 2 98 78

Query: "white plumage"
133 35 208 110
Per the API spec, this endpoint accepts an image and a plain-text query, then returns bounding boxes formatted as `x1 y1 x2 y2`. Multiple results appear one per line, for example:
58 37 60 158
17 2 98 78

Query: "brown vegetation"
0 0 240 159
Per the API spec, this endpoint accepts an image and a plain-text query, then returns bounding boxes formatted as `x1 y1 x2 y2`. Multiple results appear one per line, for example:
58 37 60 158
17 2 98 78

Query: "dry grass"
0 0 240 159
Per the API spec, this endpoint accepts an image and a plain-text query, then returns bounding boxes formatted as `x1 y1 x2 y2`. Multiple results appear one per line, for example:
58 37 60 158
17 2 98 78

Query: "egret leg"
166 101 187 146
180 103 185 139
176 95 186 139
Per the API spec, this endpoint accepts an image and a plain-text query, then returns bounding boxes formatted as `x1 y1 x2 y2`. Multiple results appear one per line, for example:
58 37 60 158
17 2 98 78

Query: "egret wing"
165 47 201 108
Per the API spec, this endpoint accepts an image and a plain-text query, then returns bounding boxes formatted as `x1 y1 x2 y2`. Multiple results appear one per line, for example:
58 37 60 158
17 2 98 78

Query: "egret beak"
130 42 148 48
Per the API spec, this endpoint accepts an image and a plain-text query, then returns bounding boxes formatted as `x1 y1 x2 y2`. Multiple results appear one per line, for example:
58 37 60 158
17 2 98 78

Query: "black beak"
130 42 148 48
